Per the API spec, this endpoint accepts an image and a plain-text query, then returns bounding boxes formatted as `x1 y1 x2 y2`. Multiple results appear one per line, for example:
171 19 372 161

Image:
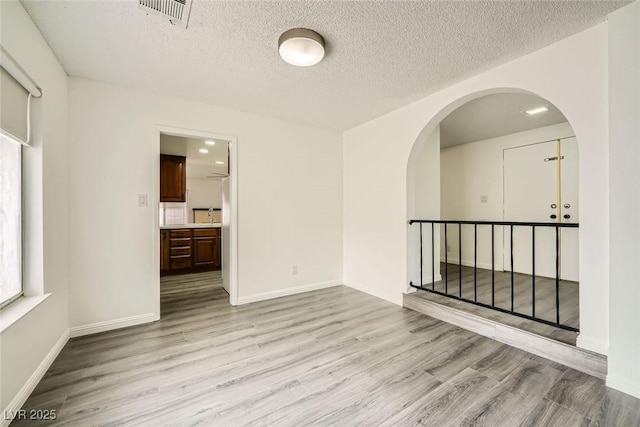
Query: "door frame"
153 125 239 317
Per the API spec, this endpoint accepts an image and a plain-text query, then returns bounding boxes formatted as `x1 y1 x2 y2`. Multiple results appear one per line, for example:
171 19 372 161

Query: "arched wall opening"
407 88 582 338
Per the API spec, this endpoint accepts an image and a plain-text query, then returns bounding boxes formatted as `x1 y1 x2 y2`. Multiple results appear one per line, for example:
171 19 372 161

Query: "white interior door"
221 177 230 293
503 138 578 280
560 137 579 281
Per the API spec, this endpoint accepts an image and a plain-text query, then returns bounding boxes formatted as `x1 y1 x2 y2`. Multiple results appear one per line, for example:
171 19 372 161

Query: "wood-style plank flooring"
423 262 579 330
14 271 640 426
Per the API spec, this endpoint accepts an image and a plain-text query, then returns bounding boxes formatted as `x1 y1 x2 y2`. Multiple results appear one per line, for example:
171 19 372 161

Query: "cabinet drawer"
193 228 219 237
170 229 191 238
170 246 191 256
170 257 192 270
170 237 191 247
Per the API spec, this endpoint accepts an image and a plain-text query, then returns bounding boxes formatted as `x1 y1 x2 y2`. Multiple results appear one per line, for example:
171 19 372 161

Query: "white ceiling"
160 134 229 178
22 1 629 131
440 93 568 148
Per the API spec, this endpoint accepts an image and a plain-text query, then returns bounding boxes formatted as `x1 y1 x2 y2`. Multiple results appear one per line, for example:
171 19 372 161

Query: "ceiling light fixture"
215 161 225 165
524 106 549 116
205 140 216 146
199 148 209 154
278 28 325 67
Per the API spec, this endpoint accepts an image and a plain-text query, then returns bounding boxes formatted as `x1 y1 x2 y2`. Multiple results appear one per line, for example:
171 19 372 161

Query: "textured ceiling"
21 0 629 131
440 93 568 148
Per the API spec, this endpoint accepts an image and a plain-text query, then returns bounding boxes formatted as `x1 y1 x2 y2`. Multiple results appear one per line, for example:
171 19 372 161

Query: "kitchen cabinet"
193 228 221 269
160 230 170 272
169 228 192 270
160 154 186 202
161 227 221 275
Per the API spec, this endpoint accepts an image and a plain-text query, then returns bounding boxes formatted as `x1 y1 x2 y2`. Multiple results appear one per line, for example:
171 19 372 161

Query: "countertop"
160 223 222 230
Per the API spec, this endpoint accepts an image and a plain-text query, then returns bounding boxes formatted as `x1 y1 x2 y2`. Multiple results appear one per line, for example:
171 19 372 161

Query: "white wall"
187 178 222 213
607 1 640 399
0 0 69 415
67 78 343 328
344 23 609 355
407 125 441 287
439 122 574 270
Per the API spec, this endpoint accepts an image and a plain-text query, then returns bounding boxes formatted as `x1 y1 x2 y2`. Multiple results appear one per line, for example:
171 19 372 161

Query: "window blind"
0 46 41 146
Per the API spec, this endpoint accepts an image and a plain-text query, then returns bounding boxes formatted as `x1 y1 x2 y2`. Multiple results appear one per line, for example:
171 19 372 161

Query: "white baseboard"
440 258 494 270
237 280 341 305
69 313 157 338
416 274 442 287
576 335 609 356
607 373 640 399
344 281 403 306
1 329 69 427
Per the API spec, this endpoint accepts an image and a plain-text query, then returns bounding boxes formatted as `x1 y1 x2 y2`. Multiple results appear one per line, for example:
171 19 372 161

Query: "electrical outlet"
138 194 148 207
292 265 298 275
480 195 488 203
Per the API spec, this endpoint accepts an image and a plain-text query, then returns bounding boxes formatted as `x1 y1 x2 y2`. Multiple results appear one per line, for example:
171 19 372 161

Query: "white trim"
607 374 640 399
0 294 50 334
439 258 493 270
237 280 341 305
1 329 68 427
68 313 156 338
418 273 442 286
577 334 609 355
154 125 239 311
344 280 403 306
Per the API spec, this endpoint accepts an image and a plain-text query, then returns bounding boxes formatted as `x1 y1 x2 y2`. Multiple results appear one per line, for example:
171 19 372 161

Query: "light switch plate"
480 195 488 203
138 194 148 207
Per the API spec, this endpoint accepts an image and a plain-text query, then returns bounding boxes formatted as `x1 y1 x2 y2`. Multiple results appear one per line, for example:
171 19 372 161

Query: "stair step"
403 293 607 379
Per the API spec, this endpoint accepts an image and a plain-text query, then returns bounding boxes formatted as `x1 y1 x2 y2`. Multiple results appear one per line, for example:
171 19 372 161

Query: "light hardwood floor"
13 271 640 426
423 262 579 331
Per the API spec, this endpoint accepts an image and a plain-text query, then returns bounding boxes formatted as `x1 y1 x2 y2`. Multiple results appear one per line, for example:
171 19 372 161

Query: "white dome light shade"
278 28 325 67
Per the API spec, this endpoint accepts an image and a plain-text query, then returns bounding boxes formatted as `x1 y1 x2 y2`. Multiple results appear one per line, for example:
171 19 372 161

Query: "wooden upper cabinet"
160 154 186 202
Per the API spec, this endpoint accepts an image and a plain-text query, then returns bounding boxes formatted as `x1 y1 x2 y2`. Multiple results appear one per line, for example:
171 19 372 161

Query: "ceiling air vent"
139 0 193 28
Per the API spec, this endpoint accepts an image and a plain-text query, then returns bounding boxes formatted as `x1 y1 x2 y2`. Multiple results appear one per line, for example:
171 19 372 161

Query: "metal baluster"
491 224 495 307
419 223 423 289
459 223 462 298
532 226 536 317
510 225 514 313
444 223 448 294
431 222 435 290
556 226 560 325
474 223 477 302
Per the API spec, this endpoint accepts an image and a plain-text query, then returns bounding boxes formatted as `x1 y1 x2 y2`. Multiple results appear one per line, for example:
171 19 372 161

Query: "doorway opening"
408 91 580 344
154 126 238 319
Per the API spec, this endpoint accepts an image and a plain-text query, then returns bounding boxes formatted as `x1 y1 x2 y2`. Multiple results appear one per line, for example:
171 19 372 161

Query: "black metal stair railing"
409 219 579 332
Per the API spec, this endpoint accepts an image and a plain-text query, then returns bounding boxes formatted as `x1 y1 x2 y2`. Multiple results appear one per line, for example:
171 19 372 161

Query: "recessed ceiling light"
524 106 549 116
278 28 325 67
215 161 225 165
199 148 209 154
205 140 216 146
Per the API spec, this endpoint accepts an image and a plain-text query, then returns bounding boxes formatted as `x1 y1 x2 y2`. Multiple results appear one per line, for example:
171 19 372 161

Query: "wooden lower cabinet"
160 230 170 273
161 228 221 275
193 228 221 268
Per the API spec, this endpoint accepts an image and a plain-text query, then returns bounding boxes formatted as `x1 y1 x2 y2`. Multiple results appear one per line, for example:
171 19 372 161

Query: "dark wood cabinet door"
160 154 186 202
193 237 215 267
192 229 221 270
212 233 221 269
160 230 170 272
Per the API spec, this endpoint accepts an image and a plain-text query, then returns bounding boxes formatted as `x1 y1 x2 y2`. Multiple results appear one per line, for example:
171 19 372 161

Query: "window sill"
0 294 51 334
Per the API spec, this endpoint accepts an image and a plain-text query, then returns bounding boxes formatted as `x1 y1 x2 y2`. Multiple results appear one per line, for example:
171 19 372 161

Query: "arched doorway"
407 90 580 341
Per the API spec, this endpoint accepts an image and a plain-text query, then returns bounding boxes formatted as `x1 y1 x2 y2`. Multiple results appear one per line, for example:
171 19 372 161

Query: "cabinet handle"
564 214 571 219
550 214 557 219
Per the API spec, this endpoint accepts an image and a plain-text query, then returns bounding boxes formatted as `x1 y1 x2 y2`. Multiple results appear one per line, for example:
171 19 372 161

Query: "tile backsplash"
159 202 187 226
